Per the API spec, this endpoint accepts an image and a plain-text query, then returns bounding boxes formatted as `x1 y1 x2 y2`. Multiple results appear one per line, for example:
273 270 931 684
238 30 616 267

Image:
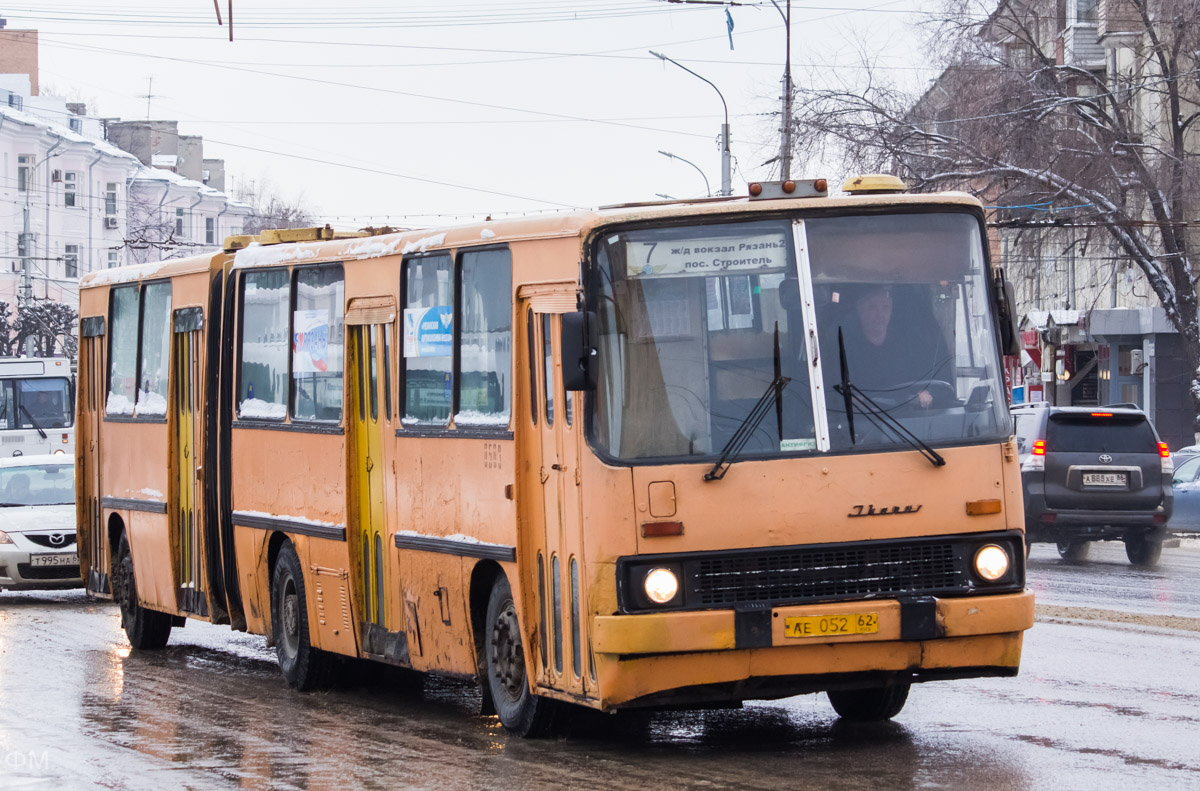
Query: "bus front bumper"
590 591 1034 708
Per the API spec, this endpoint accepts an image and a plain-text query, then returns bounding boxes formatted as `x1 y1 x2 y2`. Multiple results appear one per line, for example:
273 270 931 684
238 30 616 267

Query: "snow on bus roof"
80 260 171 287
232 242 320 269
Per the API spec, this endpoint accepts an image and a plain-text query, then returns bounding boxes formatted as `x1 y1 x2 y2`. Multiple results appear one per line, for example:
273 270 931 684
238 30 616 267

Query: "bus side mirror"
994 269 1020 356
561 311 598 391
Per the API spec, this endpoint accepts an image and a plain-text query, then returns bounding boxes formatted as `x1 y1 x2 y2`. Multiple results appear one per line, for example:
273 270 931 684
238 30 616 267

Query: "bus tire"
1056 540 1089 562
485 574 558 737
827 682 910 721
114 535 172 650
1124 533 1162 568
271 541 335 691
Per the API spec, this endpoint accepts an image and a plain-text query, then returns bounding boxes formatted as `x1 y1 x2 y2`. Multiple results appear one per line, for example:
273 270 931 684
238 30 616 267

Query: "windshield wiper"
704 374 790 481
834 329 945 468
19 405 47 439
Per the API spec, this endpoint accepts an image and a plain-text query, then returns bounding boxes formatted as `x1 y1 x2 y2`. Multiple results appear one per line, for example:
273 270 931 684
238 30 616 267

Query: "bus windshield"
0 377 74 430
590 212 1010 462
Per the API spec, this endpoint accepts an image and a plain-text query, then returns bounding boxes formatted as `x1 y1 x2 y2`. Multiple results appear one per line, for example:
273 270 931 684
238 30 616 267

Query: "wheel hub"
280 581 300 657
490 603 525 700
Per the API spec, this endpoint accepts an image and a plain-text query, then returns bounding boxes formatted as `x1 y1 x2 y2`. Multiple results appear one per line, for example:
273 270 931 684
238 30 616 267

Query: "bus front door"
523 300 591 699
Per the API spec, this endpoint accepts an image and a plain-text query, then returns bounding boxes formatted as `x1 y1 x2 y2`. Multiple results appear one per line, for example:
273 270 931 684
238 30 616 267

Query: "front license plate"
1083 472 1126 486
30 553 79 567
785 612 879 638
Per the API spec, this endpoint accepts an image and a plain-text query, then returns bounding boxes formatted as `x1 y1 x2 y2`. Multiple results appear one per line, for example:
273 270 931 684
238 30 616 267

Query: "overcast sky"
9 0 934 229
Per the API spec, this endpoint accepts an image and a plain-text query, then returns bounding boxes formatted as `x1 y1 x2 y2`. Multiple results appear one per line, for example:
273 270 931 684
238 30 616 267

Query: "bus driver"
839 284 953 409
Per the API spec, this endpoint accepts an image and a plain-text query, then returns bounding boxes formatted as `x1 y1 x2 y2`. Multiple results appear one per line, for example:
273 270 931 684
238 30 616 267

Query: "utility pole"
772 0 794 180
19 206 34 357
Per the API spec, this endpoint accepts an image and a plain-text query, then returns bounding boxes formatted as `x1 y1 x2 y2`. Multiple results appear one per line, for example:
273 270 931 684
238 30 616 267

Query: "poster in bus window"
293 309 330 375
404 306 453 357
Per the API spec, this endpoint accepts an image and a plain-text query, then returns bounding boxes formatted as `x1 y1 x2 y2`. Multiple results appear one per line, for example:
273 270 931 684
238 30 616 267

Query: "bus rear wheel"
113 535 172 650
485 575 558 737
827 682 910 721
271 541 335 690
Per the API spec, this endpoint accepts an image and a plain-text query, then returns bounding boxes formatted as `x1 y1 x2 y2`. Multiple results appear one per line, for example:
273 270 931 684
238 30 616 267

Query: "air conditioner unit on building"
51 170 62 182
104 217 119 230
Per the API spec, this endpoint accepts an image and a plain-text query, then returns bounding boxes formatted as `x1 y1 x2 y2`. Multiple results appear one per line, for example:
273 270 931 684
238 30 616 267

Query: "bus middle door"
347 314 405 663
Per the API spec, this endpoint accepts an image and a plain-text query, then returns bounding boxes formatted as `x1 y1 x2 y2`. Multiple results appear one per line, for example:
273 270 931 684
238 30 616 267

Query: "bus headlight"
0 530 13 544
974 544 1010 581
643 567 679 604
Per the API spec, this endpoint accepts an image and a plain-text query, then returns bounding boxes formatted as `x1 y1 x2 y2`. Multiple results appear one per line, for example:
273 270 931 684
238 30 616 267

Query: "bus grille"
691 542 961 606
616 532 1026 613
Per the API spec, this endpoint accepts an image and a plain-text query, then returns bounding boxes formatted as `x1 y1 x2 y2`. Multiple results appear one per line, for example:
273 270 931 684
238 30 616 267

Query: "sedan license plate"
785 612 878 638
30 553 79 567
1083 472 1126 487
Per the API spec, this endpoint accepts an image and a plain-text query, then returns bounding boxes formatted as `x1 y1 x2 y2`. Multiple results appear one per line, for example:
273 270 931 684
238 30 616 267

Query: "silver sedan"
0 455 79 591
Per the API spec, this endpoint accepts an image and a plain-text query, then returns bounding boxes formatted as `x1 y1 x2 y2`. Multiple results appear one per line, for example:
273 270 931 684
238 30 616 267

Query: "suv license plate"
30 553 79 567
1083 472 1126 486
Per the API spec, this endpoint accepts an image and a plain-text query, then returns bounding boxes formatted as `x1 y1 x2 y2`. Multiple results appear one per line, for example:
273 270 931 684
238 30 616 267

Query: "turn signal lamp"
841 174 907 194
974 545 1010 581
643 568 680 604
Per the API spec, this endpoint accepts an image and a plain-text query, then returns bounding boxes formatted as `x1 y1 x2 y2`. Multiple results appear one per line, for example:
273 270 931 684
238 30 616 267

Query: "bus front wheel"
485 574 558 737
827 682 910 721
113 535 172 650
271 541 335 690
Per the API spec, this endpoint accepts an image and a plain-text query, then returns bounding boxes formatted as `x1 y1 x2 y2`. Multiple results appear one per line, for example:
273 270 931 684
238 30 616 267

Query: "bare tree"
789 0 1200 429
122 185 192 265
16 299 77 361
235 177 315 235
0 302 17 357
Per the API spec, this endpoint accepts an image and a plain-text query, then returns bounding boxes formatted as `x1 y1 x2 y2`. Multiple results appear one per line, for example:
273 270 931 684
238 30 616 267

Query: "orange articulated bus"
78 177 1033 736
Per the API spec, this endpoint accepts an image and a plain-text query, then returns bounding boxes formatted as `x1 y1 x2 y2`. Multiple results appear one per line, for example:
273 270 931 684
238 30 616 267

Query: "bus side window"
457 248 512 428
238 269 289 420
403 254 454 426
291 264 345 422
107 285 140 416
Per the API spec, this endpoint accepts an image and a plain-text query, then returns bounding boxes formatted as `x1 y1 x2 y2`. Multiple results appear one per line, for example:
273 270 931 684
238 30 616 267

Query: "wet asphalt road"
1 542 1198 790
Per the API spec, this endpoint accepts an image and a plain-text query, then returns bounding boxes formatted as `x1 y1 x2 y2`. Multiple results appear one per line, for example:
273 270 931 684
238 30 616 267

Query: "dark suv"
1013 403 1173 567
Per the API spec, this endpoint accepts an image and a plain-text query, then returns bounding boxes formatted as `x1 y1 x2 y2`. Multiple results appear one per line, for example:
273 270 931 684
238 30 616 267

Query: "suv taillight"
1023 439 1046 471
1159 442 1174 474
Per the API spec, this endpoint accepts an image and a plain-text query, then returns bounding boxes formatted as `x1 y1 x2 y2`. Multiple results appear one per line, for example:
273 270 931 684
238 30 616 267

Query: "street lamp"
658 150 711 197
650 50 731 196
